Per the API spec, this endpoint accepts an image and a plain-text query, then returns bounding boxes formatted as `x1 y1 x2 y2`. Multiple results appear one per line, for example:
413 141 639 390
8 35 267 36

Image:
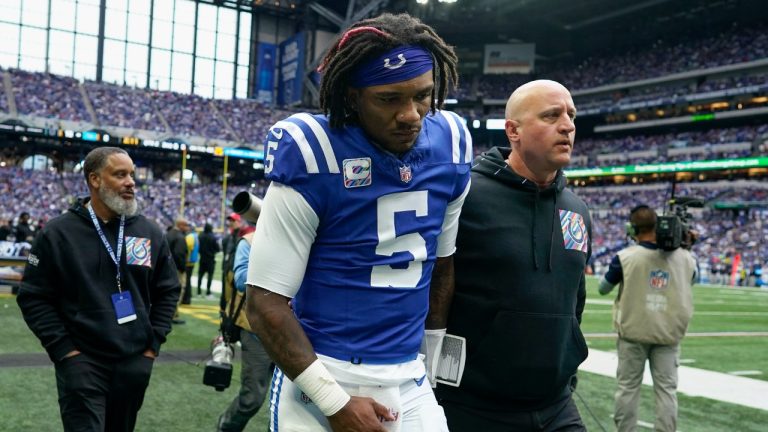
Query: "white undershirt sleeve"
435 179 471 257
246 182 319 298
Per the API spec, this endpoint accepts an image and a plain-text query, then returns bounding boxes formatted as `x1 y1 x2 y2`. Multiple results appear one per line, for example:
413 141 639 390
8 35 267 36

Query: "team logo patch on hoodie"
559 210 588 253
125 236 152 267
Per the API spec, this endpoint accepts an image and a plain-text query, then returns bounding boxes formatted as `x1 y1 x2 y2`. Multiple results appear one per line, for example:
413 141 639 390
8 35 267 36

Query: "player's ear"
346 88 360 112
88 171 101 190
505 119 520 145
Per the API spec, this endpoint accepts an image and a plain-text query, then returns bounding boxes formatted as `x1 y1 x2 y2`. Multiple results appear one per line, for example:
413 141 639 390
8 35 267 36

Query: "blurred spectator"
13 212 34 243
183 223 199 305
0 219 11 241
197 222 220 298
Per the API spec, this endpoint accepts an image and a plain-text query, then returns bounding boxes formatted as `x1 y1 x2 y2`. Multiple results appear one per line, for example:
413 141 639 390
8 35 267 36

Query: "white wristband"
421 328 446 387
292 359 351 417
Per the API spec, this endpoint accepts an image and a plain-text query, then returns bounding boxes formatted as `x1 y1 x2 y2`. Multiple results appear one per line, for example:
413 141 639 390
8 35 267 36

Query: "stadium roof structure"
394 0 767 62
191 0 767 63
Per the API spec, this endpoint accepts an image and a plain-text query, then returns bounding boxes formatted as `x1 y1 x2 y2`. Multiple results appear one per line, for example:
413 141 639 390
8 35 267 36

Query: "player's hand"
327 396 394 432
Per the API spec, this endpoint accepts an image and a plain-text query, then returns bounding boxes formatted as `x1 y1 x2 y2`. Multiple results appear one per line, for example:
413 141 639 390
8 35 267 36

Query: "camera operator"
599 204 697 432
215 222 273 432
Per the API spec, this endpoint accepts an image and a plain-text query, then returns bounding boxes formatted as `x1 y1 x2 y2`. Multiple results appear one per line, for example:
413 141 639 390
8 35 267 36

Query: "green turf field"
1 276 766 431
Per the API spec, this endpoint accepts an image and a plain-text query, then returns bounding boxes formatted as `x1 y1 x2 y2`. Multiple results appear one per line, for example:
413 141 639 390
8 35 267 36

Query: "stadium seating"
9 69 91 122
574 180 768 285
85 82 168 132
0 167 267 234
3 69 292 148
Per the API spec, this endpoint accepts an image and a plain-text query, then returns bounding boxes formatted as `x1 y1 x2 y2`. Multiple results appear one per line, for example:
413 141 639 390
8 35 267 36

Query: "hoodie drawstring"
533 189 558 272
548 193 557 272
532 188 539 270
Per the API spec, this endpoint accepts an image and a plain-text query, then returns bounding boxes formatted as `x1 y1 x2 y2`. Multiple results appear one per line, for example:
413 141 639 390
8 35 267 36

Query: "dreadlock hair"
318 13 459 129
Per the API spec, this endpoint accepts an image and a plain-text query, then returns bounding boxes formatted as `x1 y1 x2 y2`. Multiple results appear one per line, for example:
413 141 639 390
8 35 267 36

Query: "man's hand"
142 349 157 359
327 396 395 432
61 350 81 360
598 278 616 295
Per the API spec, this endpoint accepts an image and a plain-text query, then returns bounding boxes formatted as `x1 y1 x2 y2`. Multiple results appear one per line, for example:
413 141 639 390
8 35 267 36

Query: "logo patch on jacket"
559 209 588 253
125 236 152 267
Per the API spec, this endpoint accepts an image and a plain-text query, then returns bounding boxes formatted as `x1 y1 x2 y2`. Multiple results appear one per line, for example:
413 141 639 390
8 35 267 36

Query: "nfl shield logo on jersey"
649 269 670 290
399 165 412 183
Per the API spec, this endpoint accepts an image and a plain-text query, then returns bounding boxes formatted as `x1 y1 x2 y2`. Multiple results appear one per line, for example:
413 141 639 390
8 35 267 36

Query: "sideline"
580 348 768 411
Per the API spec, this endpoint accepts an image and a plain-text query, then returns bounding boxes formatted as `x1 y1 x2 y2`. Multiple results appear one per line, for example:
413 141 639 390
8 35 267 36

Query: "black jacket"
17 198 181 362
198 231 220 266
166 227 187 272
438 147 591 411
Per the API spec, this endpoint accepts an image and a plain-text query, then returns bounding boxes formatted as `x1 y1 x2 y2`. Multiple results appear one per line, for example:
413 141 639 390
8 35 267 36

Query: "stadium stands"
0 167 267 234
213 98 293 146
85 82 168 132
1 16 766 287
9 69 91 122
542 22 768 91
2 160 763 286
575 180 768 285
3 69 291 148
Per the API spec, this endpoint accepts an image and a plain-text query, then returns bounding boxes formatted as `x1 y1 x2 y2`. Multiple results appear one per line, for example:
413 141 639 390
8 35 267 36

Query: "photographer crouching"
599 203 698 432
207 192 274 432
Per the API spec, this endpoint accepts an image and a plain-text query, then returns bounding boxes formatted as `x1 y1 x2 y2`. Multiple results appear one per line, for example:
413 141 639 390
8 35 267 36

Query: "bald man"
436 80 592 431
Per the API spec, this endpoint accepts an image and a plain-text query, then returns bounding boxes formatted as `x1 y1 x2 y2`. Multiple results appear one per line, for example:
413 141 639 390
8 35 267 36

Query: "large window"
0 0 253 99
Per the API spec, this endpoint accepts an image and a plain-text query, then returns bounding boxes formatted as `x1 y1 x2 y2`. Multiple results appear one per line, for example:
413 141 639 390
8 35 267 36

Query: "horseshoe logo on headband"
383 54 407 70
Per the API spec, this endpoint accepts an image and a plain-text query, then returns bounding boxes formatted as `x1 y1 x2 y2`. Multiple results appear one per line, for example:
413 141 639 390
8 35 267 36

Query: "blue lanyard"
87 203 125 292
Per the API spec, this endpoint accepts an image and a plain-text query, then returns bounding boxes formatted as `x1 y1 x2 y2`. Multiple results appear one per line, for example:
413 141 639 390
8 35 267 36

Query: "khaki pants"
174 270 186 318
614 338 680 432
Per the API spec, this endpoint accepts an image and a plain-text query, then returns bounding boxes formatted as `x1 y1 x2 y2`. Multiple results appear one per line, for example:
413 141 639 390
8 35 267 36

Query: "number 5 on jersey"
371 191 429 289
265 140 279 174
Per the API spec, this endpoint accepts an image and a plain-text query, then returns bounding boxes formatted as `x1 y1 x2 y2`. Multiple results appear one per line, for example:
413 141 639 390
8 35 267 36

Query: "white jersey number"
371 191 428 288
264 140 279 174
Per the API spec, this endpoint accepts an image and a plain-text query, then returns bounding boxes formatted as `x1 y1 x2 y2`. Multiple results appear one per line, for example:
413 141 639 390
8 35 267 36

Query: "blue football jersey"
263 111 472 363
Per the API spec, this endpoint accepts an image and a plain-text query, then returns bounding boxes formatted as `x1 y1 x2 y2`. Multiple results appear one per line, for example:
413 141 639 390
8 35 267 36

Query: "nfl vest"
614 245 696 345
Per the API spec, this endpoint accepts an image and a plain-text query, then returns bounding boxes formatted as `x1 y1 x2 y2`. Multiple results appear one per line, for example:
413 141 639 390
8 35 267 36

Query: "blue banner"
277 32 305 106
255 42 276 104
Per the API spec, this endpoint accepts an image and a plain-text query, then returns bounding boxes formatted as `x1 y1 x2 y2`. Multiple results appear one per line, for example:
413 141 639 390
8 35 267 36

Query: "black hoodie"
437 147 591 412
17 198 180 362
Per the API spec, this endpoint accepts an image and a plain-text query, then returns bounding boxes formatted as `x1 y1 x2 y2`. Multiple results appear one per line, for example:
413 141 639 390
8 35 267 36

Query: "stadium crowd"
1 164 764 287
9 69 90 122
85 82 167 132
446 23 768 102
576 181 768 286
0 167 267 236
2 19 767 288
4 69 293 146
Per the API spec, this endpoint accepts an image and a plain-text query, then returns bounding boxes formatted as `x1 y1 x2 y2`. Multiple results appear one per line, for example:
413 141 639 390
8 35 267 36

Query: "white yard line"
580 349 768 411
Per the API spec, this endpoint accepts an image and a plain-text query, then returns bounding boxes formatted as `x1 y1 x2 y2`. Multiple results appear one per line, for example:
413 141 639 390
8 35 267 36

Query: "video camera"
656 197 703 251
202 335 235 391
202 190 263 391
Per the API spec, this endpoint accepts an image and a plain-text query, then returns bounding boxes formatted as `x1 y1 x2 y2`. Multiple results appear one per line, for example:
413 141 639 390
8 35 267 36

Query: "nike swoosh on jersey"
270 128 284 139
